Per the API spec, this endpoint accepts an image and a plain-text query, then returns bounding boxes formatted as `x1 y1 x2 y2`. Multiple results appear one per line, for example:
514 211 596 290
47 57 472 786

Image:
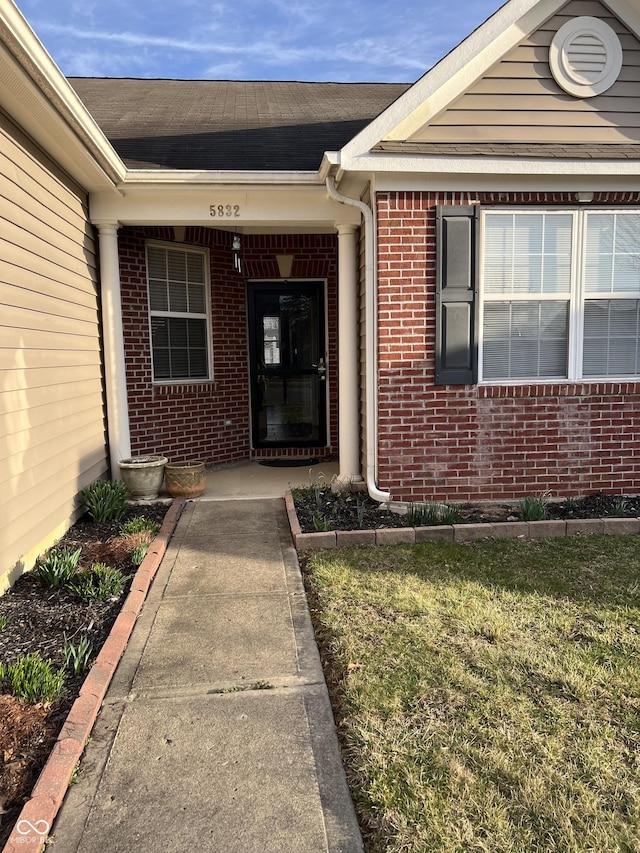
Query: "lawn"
302 535 640 853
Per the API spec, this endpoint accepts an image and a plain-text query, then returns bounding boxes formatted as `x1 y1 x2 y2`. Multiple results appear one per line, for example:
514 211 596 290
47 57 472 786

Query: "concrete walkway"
51 499 362 853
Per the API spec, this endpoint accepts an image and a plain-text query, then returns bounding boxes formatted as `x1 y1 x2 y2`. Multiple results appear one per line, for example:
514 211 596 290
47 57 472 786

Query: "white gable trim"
339 0 640 170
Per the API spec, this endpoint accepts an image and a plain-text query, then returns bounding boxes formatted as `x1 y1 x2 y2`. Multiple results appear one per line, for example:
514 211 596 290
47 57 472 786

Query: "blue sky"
15 0 503 83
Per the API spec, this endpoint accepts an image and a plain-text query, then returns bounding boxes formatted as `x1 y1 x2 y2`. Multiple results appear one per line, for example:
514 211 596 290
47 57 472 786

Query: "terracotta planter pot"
165 461 206 498
118 455 168 501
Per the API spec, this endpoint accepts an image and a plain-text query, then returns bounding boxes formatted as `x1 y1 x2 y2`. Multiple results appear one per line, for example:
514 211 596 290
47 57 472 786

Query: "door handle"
313 359 326 380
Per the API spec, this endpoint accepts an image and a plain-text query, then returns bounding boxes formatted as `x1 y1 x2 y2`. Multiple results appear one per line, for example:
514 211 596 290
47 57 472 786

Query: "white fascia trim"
0 0 125 187
340 0 562 157
607 0 640 40
120 169 323 187
372 173 640 193
341 154 640 178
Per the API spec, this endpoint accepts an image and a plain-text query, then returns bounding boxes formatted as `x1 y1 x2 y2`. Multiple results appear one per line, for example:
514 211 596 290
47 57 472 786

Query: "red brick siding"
119 227 338 464
376 190 640 502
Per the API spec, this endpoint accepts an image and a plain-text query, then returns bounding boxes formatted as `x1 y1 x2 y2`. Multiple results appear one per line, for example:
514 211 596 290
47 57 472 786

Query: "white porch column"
336 224 363 484
98 223 131 478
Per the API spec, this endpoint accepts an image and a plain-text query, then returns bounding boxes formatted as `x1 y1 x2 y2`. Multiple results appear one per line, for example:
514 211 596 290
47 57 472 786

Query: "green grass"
303 536 640 853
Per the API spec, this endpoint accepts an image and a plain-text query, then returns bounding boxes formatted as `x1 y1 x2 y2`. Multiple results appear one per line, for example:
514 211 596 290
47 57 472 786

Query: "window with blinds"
480 210 640 382
146 243 211 381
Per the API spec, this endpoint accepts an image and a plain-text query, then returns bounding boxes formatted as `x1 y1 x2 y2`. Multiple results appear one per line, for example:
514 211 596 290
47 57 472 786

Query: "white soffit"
549 17 623 97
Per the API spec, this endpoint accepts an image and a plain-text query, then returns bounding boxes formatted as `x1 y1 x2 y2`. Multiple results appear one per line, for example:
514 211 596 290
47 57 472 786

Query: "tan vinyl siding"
0 109 108 591
408 0 640 145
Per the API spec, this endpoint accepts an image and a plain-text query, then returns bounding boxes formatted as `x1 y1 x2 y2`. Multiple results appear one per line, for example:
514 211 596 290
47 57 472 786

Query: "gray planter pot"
118 455 168 501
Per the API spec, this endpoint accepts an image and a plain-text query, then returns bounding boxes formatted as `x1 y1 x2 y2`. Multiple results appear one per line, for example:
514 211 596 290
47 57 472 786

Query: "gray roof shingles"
69 78 409 171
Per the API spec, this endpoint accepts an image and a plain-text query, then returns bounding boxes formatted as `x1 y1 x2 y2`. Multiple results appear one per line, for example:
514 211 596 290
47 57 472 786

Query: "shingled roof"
69 78 409 172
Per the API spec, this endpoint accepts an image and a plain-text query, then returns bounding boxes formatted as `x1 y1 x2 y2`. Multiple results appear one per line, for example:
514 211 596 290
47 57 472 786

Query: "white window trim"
479 208 640 384
145 240 214 384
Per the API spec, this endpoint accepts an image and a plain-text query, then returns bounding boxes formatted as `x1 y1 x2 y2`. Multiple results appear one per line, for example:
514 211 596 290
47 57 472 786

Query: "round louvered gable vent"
549 17 623 97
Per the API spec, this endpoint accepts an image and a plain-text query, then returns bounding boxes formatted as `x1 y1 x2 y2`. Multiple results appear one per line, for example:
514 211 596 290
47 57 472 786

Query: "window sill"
152 380 216 396
478 380 640 399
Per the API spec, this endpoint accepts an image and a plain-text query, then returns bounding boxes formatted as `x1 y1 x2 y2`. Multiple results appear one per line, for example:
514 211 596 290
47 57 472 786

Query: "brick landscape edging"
2 498 185 853
284 490 640 551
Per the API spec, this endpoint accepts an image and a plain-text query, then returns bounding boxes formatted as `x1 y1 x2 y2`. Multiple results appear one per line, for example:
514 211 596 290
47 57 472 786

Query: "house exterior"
2 0 640 586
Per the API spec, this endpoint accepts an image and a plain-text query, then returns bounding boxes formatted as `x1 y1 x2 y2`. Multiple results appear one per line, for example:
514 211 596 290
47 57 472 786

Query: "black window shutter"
435 205 479 385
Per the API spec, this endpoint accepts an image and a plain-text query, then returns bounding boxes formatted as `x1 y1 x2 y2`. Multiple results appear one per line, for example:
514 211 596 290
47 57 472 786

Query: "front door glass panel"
248 282 327 447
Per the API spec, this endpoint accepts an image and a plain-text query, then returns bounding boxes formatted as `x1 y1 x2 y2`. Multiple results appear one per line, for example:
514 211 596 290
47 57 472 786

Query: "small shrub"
34 546 81 587
564 496 579 512
611 497 628 518
81 480 129 522
0 652 65 704
406 502 461 526
406 502 449 527
63 635 93 675
0 616 7 631
519 494 549 521
70 563 126 602
439 503 461 525
120 517 160 536
313 513 331 532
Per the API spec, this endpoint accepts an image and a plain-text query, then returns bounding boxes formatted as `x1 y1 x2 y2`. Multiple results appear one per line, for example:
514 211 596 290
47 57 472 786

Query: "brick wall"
376 190 640 502
119 227 338 465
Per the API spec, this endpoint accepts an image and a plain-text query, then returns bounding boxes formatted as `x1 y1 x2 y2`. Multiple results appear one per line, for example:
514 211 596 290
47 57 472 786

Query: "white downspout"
326 177 391 504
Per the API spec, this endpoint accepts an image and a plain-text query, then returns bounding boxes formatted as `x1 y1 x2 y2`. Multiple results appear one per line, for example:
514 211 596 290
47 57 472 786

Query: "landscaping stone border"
2 499 185 853
284 491 640 551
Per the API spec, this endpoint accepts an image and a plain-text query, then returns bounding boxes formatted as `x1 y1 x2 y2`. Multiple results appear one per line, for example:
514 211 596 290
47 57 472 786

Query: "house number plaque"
209 204 241 218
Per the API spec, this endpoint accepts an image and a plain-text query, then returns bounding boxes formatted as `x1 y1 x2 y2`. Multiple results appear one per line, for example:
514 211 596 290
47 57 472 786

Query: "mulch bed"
0 503 169 848
292 488 640 533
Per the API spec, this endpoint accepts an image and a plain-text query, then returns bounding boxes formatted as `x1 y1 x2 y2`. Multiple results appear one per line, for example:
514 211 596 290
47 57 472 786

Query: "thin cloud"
38 23 220 53
37 22 433 73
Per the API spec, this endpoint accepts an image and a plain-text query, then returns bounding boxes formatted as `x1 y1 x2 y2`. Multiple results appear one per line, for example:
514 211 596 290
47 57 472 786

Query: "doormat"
259 458 318 468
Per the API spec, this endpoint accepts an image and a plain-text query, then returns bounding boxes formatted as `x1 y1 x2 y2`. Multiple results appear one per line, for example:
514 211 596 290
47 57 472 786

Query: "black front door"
248 282 327 448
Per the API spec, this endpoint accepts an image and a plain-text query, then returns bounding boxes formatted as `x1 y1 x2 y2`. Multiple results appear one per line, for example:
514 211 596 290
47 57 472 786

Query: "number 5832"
209 204 240 218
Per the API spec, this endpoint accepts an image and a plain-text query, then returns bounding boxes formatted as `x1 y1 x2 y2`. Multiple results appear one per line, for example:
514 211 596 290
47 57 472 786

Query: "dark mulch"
291 487 640 533
0 503 169 848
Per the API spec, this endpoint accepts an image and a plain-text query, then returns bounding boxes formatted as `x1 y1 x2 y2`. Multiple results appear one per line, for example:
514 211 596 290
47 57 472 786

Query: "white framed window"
480 209 640 382
146 242 212 382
